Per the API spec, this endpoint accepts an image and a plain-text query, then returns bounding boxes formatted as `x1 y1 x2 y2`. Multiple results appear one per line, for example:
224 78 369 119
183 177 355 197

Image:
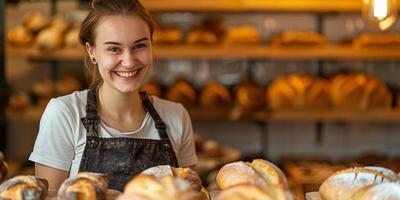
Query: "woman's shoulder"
45 89 88 115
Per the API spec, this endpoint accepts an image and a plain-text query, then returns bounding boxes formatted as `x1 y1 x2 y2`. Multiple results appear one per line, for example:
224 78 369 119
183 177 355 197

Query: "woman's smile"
113 67 144 80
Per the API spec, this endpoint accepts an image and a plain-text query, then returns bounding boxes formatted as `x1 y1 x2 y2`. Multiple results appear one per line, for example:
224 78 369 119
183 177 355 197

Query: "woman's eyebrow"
103 37 149 45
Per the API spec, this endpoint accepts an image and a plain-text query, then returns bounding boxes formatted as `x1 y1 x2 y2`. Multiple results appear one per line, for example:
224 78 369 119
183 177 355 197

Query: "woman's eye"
108 47 120 53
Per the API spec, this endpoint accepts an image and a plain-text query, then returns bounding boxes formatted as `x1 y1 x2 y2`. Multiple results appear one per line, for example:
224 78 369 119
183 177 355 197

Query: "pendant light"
362 0 398 30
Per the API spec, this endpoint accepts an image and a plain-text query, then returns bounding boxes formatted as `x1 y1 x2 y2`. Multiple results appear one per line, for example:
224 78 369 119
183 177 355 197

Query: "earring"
91 57 97 64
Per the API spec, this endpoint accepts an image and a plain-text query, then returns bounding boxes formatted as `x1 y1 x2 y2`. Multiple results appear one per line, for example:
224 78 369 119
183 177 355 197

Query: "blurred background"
1 0 400 198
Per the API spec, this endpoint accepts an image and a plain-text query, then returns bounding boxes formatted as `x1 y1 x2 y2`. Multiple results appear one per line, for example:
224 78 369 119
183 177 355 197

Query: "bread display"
55 75 82 96
216 159 288 190
352 32 400 47
141 165 202 191
270 31 327 46
200 83 232 108
234 81 265 111
331 73 392 110
186 28 218 45
57 172 109 200
223 25 261 44
64 28 80 48
22 12 49 33
267 75 331 110
118 175 207 200
154 28 183 44
217 184 291 200
7 26 34 46
166 79 197 107
36 27 64 50
141 79 163 97
319 166 400 200
0 175 48 200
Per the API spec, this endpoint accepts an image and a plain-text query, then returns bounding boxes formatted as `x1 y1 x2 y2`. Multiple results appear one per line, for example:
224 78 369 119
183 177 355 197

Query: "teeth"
116 69 139 78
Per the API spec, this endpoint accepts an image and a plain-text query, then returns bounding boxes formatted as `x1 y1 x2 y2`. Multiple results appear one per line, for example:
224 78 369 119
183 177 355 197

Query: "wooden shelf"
142 0 369 13
7 45 400 61
7 106 400 123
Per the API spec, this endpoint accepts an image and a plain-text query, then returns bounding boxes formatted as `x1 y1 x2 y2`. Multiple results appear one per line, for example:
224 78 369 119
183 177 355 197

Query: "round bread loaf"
120 175 207 200
352 33 400 47
235 81 265 111
166 79 197 107
0 176 48 200
217 184 274 200
270 31 327 46
36 27 64 50
223 25 261 44
319 166 399 200
64 29 80 48
200 83 232 108
23 12 49 33
141 165 202 191
7 26 34 46
154 28 182 44
50 15 70 33
57 172 109 200
216 159 288 190
186 28 218 44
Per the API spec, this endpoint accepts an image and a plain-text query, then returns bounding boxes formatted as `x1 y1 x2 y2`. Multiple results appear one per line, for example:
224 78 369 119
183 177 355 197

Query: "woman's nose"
121 52 136 68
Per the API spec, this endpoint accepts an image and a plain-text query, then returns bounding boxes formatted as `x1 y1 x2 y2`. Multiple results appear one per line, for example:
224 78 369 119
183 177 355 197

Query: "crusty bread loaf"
23 12 49 33
200 83 232 108
166 79 197 107
36 27 64 50
270 31 327 46
235 81 265 111
186 28 218 44
50 15 70 33
216 159 288 190
0 176 48 200
223 25 261 44
141 165 202 191
267 75 331 110
154 28 183 44
352 33 400 47
319 166 399 200
217 184 292 200
331 74 392 110
57 172 109 200
120 175 207 200
7 26 34 46
64 28 80 48
351 182 400 200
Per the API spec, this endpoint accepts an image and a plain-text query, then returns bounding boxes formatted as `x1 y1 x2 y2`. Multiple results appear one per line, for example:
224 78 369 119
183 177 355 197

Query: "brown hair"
79 0 156 87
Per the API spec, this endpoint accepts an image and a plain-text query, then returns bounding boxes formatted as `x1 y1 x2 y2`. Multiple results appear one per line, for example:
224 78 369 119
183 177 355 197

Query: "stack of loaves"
215 159 293 200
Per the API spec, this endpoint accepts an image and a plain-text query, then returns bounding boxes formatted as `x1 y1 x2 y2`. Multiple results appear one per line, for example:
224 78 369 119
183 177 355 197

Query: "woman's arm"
35 163 69 192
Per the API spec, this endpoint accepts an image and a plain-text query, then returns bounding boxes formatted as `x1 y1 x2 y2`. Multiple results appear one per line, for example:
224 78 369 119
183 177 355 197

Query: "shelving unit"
7 45 400 61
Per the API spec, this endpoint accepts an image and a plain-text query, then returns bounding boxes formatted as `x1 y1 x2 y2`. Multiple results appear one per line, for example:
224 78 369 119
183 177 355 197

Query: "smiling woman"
28 0 198 192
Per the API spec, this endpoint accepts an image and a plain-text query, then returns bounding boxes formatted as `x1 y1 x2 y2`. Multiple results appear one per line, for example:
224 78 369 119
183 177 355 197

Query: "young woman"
29 0 197 192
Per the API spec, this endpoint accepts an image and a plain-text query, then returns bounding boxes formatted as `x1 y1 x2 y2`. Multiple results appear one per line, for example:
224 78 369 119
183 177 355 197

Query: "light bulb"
362 0 398 30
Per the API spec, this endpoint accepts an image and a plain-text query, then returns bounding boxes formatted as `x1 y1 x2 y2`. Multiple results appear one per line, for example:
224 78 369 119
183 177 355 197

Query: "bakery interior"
1 0 400 199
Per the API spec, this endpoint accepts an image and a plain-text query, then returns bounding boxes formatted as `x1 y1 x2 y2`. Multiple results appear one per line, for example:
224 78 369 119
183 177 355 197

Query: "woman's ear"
86 42 97 64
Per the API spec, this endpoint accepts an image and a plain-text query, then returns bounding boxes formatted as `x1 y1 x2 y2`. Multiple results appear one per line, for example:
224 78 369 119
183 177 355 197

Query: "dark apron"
78 87 179 191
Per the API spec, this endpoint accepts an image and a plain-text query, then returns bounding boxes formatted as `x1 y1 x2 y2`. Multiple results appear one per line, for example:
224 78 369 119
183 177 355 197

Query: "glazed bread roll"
235 81 265 111
200 83 232 108
353 32 400 47
186 28 218 44
7 26 34 46
216 159 288 190
141 80 163 97
270 31 327 46
141 165 202 191
154 28 183 44
217 184 292 200
267 75 331 110
319 166 399 200
166 79 197 107
23 12 49 33
57 172 109 200
36 27 64 50
331 74 392 110
119 175 207 200
223 25 261 44
0 176 48 200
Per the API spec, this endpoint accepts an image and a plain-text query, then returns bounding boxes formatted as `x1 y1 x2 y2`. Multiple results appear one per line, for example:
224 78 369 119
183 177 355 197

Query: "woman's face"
89 15 153 94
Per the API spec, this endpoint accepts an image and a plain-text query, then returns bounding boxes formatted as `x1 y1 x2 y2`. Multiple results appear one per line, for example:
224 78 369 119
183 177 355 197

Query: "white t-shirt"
29 90 198 177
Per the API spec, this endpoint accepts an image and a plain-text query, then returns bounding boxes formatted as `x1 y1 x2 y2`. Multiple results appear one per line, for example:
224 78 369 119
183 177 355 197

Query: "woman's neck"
97 84 144 121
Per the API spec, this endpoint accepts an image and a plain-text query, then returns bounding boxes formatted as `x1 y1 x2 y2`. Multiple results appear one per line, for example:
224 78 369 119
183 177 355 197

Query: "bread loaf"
141 80 163 97
65 29 80 48
217 184 292 200
352 182 400 200
23 12 49 33
119 175 207 200
270 31 327 46
353 33 400 47
319 166 399 200
200 83 232 108
141 165 202 191
235 81 265 111
36 27 64 50
223 25 261 44
7 26 34 46
166 79 197 107
0 176 48 200
154 28 182 44
57 172 109 200
50 15 70 33
55 75 82 96
267 75 331 110
216 159 288 190
331 74 392 110
186 28 218 45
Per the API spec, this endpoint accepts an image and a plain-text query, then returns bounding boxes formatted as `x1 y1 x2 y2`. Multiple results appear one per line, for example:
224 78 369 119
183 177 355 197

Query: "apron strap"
139 91 170 140
81 87 100 137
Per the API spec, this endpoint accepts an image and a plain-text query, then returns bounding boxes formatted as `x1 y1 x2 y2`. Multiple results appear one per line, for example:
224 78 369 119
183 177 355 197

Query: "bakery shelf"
7 45 400 61
141 0 376 13
253 110 400 123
